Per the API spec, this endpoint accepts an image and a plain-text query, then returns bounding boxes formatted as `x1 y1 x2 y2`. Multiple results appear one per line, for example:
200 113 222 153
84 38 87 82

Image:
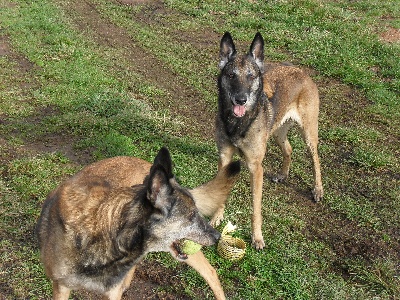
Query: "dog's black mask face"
219 32 265 118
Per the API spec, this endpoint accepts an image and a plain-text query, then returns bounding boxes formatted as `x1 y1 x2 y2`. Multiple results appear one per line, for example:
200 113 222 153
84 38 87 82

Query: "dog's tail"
190 161 241 217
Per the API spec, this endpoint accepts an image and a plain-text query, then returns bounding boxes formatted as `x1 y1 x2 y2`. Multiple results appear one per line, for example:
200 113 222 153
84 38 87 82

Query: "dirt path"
56 0 217 140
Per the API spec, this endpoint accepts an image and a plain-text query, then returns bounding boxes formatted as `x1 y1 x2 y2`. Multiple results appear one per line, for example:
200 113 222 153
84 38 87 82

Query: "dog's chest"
229 114 269 150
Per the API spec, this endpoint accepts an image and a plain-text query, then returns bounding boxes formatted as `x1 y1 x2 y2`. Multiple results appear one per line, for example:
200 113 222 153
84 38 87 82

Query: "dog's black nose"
235 97 247 105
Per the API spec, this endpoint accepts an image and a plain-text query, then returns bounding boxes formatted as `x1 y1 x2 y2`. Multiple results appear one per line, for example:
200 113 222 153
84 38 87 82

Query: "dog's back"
262 62 320 134
51 155 240 218
70 156 151 187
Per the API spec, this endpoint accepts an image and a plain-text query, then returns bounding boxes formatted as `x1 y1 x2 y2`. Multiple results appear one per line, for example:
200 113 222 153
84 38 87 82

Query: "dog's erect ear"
152 147 173 179
219 32 236 69
147 165 173 215
249 32 264 72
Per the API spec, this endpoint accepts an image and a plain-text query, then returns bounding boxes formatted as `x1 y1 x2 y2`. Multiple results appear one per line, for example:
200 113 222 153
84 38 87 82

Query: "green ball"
181 239 202 255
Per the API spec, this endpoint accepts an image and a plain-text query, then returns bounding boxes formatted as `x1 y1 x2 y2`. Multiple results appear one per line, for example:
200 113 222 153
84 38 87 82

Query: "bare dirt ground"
1 0 399 299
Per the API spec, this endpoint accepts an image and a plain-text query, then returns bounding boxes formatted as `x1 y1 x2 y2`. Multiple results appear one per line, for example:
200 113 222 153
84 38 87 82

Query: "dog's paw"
271 173 286 183
209 213 224 228
252 237 265 250
209 206 225 227
312 186 323 202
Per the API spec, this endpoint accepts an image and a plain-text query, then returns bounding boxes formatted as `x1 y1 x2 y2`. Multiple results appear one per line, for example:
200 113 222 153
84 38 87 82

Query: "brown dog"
36 147 240 299
214 32 323 250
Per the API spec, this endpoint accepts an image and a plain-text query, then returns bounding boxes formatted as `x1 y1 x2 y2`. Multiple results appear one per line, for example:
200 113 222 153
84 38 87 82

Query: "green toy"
181 239 202 255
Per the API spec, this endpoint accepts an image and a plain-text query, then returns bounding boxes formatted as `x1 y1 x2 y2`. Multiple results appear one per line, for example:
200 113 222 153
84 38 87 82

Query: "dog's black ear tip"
154 147 171 163
152 147 174 178
254 32 264 43
158 146 169 153
159 146 170 156
221 32 233 42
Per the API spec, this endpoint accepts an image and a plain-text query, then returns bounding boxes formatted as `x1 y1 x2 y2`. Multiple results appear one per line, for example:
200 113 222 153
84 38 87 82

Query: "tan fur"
62 155 239 219
216 32 323 250
37 151 240 300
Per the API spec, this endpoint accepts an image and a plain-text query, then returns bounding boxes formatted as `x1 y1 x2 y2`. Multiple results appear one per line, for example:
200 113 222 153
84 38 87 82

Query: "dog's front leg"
248 159 265 250
105 266 137 300
52 281 70 300
184 251 226 300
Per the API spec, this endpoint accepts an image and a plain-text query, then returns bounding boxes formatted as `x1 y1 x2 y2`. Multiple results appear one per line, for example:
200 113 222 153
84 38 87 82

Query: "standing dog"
214 32 323 250
36 147 240 300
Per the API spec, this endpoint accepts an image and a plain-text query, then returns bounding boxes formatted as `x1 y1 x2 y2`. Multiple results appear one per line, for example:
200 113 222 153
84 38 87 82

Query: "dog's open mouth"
171 241 188 260
233 104 246 117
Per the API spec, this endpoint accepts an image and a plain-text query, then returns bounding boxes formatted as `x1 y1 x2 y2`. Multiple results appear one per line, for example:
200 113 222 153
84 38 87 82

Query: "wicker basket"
217 222 246 260
217 234 246 261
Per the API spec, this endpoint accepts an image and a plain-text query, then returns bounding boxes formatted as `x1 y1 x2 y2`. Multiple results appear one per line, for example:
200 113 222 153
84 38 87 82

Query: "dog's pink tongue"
233 105 246 117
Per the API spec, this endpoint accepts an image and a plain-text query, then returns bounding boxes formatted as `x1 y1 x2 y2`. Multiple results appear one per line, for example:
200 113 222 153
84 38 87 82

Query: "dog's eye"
248 73 255 80
228 72 235 79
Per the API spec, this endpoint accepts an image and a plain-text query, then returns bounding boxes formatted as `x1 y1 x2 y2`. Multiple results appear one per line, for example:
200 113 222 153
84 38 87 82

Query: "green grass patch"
5 153 73 202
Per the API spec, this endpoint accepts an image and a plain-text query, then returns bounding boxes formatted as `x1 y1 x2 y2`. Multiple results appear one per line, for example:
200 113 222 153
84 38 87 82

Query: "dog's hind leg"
52 281 70 300
184 251 226 300
302 125 323 202
272 121 293 183
297 82 323 202
209 204 225 227
304 126 324 202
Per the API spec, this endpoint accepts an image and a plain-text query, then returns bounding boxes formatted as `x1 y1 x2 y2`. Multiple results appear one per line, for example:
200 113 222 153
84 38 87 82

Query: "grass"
1 0 399 299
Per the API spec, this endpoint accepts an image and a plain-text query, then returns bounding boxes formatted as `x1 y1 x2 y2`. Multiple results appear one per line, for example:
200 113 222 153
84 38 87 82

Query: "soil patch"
380 27 400 43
